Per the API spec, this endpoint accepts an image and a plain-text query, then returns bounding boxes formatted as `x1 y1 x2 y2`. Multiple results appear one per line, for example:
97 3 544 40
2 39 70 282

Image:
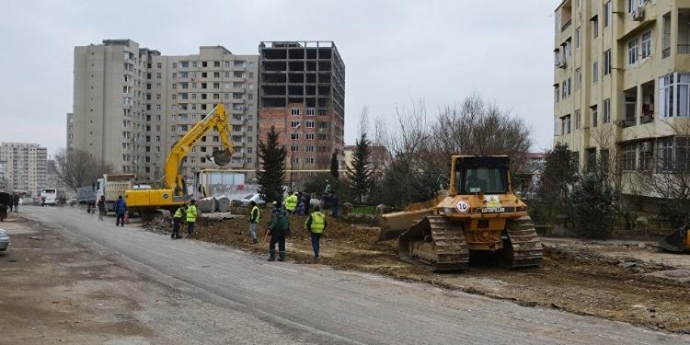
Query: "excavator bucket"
210 148 233 166
657 225 690 253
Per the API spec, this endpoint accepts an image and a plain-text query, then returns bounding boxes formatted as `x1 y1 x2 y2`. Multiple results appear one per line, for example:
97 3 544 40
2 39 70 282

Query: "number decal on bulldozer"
456 201 469 213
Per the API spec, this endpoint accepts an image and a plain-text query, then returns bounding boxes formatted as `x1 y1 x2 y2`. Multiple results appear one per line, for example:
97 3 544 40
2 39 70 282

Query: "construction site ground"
145 211 690 334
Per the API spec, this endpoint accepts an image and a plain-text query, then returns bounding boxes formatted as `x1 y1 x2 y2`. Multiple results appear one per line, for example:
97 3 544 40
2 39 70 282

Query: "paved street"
16 206 690 345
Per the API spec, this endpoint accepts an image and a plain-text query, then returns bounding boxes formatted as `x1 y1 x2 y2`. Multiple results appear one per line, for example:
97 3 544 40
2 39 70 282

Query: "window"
291 133 299 140
628 38 639 65
291 121 300 128
291 108 300 115
591 105 598 127
659 137 690 173
639 31 652 59
592 16 599 39
603 50 612 75
574 68 581 89
604 1 612 27
575 27 581 48
233 71 245 78
659 73 690 118
306 157 315 164
554 85 560 103
639 140 654 171
291 145 299 152
306 133 315 140
603 98 611 123
306 146 315 152
586 148 597 172
600 149 610 173
561 115 571 135
575 109 581 130
622 142 636 171
593 62 599 83
306 120 315 128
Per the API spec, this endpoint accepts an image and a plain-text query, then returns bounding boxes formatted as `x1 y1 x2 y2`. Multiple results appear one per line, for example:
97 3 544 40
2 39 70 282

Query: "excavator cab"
378 155 543 272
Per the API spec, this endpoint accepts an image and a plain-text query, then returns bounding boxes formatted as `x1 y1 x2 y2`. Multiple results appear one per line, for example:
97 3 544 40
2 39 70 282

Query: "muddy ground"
145 212 690 334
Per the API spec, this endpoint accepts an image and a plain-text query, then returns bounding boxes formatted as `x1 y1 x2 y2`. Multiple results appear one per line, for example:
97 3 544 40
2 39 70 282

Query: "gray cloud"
0 0 558 155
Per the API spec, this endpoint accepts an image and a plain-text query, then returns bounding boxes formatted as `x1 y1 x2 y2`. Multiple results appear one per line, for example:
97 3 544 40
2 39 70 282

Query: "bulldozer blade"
378 208 433 242
210 148 233 166
657 226 689 253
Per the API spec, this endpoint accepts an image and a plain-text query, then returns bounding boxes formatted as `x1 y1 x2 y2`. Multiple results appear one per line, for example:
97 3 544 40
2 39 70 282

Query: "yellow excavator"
378 155 543 271
125 104 234 219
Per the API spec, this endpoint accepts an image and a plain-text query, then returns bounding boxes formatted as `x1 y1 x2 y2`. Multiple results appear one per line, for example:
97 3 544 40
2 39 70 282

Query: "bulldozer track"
401 215 469 272
504 216 543 268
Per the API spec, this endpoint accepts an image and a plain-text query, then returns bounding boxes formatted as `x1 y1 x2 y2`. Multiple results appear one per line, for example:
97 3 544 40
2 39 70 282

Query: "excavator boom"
125 103 235 218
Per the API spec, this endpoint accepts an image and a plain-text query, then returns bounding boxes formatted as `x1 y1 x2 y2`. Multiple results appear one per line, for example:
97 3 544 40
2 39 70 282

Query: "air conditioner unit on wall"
558 57 567 69
632 6 645 21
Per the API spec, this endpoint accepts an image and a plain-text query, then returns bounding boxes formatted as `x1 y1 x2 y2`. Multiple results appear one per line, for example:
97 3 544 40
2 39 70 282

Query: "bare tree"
54 149 112 192
375 100 438 206
631 120 690 228
426 94 532 182
373 95 533 207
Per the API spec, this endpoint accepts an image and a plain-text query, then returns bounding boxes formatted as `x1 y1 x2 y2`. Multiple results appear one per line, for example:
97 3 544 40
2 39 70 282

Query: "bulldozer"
378 155 543 271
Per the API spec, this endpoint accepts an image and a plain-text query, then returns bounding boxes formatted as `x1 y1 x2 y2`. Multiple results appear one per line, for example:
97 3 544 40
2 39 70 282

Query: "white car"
240 194 265 207
0 228 10 251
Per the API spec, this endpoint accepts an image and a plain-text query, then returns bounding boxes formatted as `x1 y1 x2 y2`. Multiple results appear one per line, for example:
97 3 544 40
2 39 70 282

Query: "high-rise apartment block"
554 0 690 197
0 142 48 196
72 40 259 181
259 41 345 177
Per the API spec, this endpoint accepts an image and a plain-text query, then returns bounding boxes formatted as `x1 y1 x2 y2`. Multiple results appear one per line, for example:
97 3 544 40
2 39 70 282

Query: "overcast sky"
0 0 558 156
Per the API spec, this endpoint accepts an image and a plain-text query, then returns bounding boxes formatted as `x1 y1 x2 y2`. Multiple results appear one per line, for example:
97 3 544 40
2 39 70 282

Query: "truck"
125 104 234 220
77 185 97 205
95 173 135 213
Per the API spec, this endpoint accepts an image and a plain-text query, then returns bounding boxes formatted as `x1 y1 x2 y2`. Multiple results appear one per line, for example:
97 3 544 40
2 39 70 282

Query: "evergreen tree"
346 133 373 203
537 143 578 224
257 126 287 203
571 172 615 239
330 150 339 180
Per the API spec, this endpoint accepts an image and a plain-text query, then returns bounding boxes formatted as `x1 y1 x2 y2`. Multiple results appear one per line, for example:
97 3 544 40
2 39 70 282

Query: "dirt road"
151 211 690 333
5 205 690 344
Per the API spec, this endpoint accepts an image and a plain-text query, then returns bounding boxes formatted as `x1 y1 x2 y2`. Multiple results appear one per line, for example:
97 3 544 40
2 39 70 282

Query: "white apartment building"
554 0 690 199
72 40 259 182
0 142 48 196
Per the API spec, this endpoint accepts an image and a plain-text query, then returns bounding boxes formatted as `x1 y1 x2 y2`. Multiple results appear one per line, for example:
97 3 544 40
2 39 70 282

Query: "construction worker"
114 196 127 227
249 201 260 244
171 204 186 239
186 199 198 234
285 191 298 214
304 205 327 260
97 196 106 221
267 202 290 262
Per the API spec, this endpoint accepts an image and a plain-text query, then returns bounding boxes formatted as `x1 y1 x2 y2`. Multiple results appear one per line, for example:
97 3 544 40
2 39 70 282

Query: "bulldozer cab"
451 156 510 196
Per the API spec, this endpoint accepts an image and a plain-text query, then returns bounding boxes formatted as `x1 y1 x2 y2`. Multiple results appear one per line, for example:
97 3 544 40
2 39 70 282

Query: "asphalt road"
22 206 690 345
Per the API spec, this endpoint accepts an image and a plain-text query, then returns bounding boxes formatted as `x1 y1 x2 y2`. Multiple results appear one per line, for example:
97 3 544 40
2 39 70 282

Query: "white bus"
40 188 57 206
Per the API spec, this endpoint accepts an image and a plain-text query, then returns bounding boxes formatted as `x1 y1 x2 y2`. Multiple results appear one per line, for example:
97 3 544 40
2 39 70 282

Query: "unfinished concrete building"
259 41 345 183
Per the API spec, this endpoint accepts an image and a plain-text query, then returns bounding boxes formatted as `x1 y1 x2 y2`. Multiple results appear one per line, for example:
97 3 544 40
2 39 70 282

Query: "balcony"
678 44 690 54
640 114 654 124
561 18 572 32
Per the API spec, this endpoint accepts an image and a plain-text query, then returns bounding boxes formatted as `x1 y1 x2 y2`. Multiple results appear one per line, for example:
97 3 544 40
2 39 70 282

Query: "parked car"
0 228 10 251
239 193 266 207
